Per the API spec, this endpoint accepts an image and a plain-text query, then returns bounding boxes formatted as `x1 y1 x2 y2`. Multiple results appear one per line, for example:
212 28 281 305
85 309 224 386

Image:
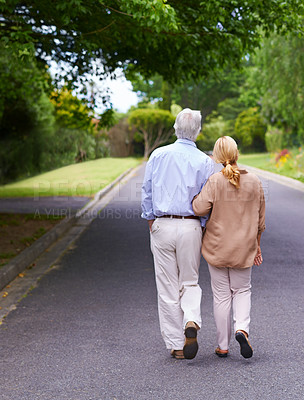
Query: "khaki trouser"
150 218 202 350
208 264 252 351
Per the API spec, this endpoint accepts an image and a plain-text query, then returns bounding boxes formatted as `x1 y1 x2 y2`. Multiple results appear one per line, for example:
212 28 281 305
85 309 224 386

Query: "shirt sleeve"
199 157 215 190
197 158 215 225
192 177 215 217
258 181 266 234
141 158 155 220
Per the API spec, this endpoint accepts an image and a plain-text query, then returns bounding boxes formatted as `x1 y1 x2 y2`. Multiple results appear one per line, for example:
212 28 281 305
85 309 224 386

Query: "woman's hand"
148 219 155 231
254 246 263 266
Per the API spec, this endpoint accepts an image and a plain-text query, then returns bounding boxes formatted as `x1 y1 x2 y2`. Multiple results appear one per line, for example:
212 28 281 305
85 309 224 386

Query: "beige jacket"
192 169 265 269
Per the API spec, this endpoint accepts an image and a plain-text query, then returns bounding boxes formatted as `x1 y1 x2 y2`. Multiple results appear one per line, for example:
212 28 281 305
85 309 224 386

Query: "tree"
234 107 267 152
172 69 246 122
242 33 304 146
131 74 163 105
129 67 246 122
48 88 98 165
50 88 95 133
0 41 55 183
128 109 175 158
1 1 303 85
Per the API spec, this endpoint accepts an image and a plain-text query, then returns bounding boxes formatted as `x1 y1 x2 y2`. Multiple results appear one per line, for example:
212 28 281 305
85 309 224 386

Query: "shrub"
270 147 304 182
265 126 284 152
196 114 227 152
234 107 267 153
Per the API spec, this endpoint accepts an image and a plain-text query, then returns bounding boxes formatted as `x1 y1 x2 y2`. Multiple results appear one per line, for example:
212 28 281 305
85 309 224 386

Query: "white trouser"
208 264 252 351
150 218 202 350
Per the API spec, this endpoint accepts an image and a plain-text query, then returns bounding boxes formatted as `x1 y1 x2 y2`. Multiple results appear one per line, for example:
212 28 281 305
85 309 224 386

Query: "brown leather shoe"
183 321 199 359
235 330 253 358
215 347 229 358
170 349 184 359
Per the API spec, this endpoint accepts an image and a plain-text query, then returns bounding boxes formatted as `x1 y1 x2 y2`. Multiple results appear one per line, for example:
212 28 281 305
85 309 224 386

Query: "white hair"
173 108 202 141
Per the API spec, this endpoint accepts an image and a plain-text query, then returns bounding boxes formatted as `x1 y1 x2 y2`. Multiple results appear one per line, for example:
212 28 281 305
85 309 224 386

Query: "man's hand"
254 246 263 266
148 219 155 231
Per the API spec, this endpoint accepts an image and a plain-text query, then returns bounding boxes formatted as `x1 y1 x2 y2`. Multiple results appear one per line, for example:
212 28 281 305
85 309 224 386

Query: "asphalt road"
0 196 91 215
0 164 304 400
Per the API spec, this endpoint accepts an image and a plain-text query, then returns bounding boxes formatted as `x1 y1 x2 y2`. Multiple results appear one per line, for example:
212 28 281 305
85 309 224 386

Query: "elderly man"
141 108 214 359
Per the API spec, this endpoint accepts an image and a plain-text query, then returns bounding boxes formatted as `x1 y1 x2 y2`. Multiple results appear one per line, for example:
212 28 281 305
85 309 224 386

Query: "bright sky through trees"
49 61 139 113
96 70 139 113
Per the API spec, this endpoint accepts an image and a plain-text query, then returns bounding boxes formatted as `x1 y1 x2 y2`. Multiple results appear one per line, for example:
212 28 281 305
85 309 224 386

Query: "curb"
239 164 304 193
0 163 142 291
75 167 134 218
0 216 76 291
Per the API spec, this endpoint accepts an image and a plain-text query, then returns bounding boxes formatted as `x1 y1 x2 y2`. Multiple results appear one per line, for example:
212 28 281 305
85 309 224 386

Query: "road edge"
239 164 304 193
0 163 143 291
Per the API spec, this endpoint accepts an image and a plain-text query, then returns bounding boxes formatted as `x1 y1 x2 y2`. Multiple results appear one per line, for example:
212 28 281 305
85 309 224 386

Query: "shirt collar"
176 138 197 148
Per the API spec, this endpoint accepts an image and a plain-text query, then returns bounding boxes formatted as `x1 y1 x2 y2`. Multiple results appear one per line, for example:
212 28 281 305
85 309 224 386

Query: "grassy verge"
0 157 141 198
238 153 272 169
0 213 64 268
238 151 304 183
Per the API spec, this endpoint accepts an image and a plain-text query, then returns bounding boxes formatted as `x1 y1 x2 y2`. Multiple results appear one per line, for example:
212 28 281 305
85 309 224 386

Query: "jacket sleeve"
192 177 214 217
258 181 266 234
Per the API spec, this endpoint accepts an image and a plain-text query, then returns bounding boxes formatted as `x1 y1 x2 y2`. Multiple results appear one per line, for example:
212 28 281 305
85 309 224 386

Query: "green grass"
0 157 141 198
238 153 277 172
238 152 304 183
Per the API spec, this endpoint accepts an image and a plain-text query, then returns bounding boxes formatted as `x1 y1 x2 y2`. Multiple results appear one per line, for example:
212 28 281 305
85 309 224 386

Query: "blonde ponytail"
222 162 240 189
213 136 240 189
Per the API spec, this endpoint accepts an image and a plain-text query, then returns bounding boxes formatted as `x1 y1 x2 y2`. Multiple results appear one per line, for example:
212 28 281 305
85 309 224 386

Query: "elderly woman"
192 136 265 359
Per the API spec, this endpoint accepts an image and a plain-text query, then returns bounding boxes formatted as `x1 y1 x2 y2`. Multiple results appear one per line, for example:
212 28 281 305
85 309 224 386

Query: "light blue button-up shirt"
141 138 215 227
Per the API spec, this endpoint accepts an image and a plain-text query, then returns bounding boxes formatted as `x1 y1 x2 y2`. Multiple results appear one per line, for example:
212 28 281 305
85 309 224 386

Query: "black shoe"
235 331 253 359
183 322 198 359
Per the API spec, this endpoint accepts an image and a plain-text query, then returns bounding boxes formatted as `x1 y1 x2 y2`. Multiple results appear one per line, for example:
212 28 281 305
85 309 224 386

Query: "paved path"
0 165 304 400
0 196 91 216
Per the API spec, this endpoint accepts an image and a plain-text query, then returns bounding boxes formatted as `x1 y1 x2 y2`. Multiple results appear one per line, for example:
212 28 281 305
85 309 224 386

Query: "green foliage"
243 33 304 146
130 74 163 104
239 66 262 108
1 1 303 85
2 0 304 185
130 68 246 123
128 108 175 157
0 41 56 183
172 69 246 120
98 109 117 130
217 97 247 122
265 127 285 152
50 88 95 133
234 108 267 153
48 88 99 166
41 128 96 172
196 113 227 151
159 81 172 110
